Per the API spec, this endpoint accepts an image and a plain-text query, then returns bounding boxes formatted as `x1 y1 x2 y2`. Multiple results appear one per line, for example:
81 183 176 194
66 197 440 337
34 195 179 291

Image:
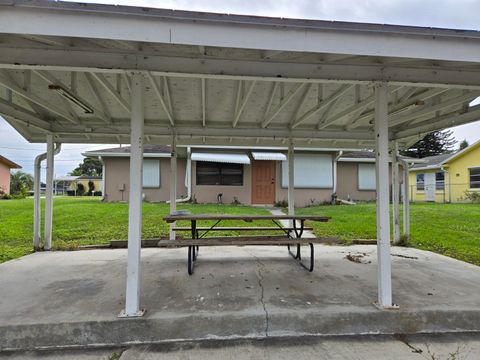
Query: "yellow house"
409 140 480 203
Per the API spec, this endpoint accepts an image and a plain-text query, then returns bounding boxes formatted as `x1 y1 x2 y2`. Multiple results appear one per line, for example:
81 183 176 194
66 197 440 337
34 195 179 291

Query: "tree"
401 130 457 158
70 158 102 176
10 171 34 197
87 180 95 196
459 139 469 150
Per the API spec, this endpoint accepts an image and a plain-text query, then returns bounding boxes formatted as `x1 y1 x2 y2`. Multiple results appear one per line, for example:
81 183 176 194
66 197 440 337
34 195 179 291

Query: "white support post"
44 134 54 250
287 139 295 228
169 136 177 240
392 141 401 245
374 83 394 308
401 160 410 242
122 72 145 317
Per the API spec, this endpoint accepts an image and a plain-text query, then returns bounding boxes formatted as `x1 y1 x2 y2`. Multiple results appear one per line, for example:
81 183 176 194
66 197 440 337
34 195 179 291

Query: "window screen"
281 153 333 188
358 163 376 190
416 173 425 191
435 172 445 190
196 162 243 186
143 159 160 188
470 167 480 189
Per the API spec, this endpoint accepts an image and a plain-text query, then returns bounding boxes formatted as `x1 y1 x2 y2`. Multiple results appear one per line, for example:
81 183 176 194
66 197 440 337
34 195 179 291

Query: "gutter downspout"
332 151 343 202
167 146 191 203
33 142 61 251
440 165 451 203
98 156 106 201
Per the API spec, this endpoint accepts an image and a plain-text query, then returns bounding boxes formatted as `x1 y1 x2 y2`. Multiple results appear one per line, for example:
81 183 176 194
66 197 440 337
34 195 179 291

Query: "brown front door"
251 160 276 204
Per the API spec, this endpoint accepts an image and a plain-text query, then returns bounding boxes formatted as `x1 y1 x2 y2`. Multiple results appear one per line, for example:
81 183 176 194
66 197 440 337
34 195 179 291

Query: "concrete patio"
1 245 479 351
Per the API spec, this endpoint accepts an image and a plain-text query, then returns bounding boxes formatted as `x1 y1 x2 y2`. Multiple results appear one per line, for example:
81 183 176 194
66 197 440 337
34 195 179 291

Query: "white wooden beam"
201 77 206 126
291 84 354 129
169 136 177 240
348 87 449 129
84 73 113 122
233 80 256 127
394 104 480 139
0 97 52 130
147 72 175 126
374 82 393 308
122 71 145 318
389 90 480 128
91 72 131 113
392 141 401 244
262 83 306 128
289 83 313 128
0 70 78 123
287 139 295 227
44 134 54 250
34 70 111 123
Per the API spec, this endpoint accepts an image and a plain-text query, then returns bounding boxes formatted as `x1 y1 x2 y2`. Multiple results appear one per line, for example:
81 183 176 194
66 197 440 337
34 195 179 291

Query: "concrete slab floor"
0 245 479 350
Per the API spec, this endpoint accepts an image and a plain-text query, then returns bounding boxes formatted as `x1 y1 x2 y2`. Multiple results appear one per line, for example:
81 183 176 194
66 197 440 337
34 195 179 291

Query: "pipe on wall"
33 142 61 251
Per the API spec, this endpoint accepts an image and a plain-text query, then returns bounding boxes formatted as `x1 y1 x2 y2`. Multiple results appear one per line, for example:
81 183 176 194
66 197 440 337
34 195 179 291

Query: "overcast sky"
1 0 480 177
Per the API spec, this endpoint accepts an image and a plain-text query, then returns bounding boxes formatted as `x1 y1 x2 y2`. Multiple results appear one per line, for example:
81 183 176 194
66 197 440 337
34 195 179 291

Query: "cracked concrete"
1 245 480 350
247 249 270 337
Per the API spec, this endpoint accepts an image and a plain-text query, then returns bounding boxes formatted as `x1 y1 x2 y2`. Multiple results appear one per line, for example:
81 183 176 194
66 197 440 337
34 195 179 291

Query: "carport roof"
1 1 480 150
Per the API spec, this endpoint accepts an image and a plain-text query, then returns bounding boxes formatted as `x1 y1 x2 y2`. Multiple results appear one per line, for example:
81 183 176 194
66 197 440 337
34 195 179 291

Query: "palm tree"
10 171 34 197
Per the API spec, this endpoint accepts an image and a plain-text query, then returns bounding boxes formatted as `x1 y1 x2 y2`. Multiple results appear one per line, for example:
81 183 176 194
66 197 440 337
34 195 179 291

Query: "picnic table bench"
162 214 330 275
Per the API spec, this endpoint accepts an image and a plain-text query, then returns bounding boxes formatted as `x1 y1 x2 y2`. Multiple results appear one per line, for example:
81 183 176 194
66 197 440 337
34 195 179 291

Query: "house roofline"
0 155 21 169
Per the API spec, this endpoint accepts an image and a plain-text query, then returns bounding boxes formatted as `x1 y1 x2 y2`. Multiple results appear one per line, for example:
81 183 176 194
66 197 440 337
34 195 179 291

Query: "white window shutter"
282 153 333 188
143 159 160 188
358 163 376 190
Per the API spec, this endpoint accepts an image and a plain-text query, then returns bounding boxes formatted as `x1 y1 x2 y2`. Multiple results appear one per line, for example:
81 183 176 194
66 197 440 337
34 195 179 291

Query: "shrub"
464 190 480 203
87 181 95 196
274 200 288 208
76 183 85 196
93 191 102 196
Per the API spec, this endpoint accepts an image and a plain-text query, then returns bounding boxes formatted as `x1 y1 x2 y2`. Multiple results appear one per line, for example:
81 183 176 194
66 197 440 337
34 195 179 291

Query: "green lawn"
297 202 480 266
1 198 479 266
0 197 272 263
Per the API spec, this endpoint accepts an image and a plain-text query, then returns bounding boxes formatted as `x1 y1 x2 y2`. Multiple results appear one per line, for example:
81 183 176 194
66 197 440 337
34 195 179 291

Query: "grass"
297 202 480 266
0 197 272 263
1 198 479 266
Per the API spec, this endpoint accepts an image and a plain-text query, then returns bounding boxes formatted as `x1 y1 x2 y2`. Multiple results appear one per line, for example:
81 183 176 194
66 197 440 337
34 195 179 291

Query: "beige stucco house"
84 146 395 206
0 155 21 195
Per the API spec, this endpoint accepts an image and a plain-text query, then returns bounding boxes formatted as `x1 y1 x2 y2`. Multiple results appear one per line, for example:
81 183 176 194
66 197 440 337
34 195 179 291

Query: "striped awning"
191 152 250 164
251 152 287 161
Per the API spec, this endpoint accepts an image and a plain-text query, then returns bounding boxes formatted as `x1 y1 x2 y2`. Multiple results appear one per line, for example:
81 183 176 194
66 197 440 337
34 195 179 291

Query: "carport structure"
1 0 480 317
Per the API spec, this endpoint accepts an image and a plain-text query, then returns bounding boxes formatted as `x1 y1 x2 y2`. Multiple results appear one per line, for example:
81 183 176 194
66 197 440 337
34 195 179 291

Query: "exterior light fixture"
48 84 94 114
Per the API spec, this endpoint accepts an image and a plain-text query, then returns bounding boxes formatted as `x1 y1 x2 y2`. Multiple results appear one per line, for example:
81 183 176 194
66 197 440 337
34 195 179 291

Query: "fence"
409 183 479 203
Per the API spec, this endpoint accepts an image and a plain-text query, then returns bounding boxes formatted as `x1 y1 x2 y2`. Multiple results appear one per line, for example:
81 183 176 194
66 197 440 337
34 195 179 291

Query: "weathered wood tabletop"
163 214 330 223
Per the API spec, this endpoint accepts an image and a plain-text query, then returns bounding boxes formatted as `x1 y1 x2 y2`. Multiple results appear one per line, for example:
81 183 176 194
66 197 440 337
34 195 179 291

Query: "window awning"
251 152 287 161
191 152 250 164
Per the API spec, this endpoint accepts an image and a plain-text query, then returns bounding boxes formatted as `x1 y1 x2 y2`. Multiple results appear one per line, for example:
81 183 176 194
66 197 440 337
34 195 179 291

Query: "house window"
470 167 480 189
281 153 333 188
435 172 445 190
416 173 425 191
196 162 243 186
143 159 160 188
358 163 376 190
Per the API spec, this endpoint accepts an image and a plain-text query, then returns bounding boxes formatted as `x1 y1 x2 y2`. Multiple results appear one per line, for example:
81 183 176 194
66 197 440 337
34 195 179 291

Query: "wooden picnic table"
161 213 330 275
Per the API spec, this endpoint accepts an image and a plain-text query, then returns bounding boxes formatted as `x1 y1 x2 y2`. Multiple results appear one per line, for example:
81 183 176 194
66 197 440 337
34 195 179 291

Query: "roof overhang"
0 1 480 150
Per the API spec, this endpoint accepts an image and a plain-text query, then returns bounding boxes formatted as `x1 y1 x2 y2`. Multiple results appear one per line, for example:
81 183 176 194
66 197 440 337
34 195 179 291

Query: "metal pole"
44 134 54 250
123 72 145 317
33 152 46 250
401 160 410 242
287 139 295 228
392 141 400 244
169 136 177 240
374 82 393 308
